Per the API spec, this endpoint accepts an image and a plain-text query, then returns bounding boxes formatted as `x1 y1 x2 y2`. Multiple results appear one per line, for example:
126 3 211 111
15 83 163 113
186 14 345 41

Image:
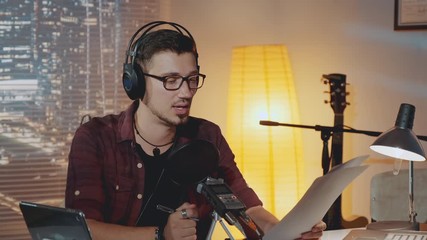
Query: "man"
65 21 325 240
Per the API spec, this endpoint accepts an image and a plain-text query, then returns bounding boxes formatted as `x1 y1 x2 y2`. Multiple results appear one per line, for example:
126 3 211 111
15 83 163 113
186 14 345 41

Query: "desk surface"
322 229 352 240
323 224 427 239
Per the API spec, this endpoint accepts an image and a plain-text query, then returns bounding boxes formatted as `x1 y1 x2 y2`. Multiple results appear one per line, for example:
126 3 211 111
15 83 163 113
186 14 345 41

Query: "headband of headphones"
124 21 198 65
122 21 199 100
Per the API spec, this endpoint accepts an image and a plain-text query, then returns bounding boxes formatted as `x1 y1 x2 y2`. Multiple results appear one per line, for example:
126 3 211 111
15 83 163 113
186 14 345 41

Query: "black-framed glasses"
142 72 206 91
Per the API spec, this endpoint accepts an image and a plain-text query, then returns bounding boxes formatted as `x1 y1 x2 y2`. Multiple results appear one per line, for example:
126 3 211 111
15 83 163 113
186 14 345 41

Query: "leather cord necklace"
134 123 174 157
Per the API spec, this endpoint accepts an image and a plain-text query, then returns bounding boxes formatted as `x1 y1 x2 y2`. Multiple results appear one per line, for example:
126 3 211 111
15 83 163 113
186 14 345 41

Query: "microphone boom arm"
259 120 427 141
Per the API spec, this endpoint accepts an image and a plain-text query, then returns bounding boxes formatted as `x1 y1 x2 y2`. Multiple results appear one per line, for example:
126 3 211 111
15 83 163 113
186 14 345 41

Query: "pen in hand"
156 204 175 214
156 204 199 221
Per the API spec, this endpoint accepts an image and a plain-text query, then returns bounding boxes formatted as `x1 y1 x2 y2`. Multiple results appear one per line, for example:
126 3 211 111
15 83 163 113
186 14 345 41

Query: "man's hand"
298 221 327 240
163 202 199 240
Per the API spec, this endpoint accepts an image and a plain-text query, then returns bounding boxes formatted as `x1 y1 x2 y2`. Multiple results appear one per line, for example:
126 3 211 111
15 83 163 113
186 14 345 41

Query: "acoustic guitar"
322 73 368 230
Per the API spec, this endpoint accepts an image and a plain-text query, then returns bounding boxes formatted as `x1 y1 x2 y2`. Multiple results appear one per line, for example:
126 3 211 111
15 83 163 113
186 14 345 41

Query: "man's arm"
86 202 198 240
86 219 156 240
246 205 279 233
246 206 326 240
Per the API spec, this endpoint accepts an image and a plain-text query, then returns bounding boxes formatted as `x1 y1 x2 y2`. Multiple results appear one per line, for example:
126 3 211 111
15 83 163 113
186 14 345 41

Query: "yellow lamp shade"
226 45 305 217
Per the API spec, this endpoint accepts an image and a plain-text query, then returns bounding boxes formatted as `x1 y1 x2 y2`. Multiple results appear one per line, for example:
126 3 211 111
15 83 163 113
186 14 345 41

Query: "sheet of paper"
263 155 369 240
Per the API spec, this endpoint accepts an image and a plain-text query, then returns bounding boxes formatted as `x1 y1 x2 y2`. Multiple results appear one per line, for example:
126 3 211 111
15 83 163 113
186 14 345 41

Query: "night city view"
0 0 158 238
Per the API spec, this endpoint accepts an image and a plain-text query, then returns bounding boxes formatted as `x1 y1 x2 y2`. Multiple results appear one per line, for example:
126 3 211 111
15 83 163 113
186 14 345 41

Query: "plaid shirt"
65 100 262 237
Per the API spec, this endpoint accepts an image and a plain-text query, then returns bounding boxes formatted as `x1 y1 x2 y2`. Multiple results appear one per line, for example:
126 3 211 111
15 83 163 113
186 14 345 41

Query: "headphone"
122 21 199 100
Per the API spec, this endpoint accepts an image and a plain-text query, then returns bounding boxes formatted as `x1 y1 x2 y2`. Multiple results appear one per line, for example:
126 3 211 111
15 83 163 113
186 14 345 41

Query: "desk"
322 224 427 239
322 229 352 239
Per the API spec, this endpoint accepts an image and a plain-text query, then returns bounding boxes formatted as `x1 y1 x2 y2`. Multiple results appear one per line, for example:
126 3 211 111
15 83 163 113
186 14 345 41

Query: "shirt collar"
118 100 139 143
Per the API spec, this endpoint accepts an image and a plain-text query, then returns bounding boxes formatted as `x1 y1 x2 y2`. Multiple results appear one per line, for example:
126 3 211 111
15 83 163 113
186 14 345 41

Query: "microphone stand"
206 211 236 240
260 120 379 175
259 120 427 174
259 120 427 230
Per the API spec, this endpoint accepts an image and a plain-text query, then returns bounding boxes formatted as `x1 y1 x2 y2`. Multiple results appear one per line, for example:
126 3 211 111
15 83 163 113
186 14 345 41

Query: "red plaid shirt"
65 100 262 236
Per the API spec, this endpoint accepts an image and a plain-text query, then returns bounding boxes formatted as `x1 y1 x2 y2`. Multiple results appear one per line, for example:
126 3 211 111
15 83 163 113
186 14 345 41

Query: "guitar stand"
206 211 236 240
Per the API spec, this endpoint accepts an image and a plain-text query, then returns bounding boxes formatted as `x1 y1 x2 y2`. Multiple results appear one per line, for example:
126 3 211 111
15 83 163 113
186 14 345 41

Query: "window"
0 0 160 239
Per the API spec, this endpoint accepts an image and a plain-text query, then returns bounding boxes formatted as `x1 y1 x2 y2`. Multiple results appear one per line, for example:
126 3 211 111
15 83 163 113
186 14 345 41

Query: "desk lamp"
369 103 426 230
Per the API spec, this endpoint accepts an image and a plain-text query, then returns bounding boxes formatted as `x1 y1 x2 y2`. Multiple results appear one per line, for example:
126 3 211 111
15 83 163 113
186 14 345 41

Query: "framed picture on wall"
394 0 427 30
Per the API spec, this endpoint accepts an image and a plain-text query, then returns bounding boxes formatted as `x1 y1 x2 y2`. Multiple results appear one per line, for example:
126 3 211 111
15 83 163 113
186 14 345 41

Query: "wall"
166 0 427 223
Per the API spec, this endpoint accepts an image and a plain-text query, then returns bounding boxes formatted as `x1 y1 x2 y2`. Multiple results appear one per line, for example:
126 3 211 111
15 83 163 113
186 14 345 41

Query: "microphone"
259 120 280 126
322 73 346 81
196 177 263 239
166 140 263 238
165 139 219 186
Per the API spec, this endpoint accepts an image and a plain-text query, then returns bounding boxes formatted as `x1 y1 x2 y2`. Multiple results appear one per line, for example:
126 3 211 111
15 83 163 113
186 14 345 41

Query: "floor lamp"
369 103 426 230
226 44 304 217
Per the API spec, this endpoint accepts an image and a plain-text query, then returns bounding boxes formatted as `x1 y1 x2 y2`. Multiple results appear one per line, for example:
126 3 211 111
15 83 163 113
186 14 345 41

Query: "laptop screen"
19 201 92 240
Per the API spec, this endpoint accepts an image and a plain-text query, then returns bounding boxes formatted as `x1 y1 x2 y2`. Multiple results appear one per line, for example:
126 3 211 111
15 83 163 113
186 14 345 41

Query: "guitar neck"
333 114 344 135
331 113 344 166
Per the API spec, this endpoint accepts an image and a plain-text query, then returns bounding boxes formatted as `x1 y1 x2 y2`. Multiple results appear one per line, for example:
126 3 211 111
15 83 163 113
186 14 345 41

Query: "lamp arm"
409 161 417 224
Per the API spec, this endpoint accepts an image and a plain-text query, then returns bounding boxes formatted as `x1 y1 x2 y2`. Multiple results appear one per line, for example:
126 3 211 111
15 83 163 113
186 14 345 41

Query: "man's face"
142 51 198 126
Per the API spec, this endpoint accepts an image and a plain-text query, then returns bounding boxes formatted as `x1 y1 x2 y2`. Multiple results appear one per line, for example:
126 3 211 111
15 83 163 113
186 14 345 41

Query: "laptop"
20 201 92 240
344 229 427 240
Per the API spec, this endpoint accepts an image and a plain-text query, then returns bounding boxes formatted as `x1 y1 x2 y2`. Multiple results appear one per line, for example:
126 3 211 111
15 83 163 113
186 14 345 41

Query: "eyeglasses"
142 72 206 91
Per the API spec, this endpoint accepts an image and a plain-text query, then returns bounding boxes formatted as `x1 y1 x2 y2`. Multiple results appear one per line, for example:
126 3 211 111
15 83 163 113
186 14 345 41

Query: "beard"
143 98 190 127
157 109 189 126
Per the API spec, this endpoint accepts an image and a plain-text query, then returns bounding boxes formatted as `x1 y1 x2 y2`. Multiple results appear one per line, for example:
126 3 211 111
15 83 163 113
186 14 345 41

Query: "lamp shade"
226 45 304 217
370 103 426 161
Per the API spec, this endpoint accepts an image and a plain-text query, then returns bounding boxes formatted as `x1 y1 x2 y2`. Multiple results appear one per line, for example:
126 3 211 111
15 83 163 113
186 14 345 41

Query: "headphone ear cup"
133 62 145 98
122 63 145 100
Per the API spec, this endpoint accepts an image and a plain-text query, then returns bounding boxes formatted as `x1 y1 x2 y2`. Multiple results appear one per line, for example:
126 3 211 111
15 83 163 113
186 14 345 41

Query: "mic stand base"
206 211 236 240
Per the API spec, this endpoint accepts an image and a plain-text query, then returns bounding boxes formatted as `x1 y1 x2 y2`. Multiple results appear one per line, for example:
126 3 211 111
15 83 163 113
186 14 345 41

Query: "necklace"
134 123 174 157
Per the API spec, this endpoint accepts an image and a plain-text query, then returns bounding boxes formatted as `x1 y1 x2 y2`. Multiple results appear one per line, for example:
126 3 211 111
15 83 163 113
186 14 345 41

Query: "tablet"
19 201 92 240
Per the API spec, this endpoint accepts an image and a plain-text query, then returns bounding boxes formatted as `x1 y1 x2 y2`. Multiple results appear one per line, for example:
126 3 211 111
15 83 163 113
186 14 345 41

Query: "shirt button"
115 185 119 190
137 194 143 199
74 190 80 196
137 163 142 168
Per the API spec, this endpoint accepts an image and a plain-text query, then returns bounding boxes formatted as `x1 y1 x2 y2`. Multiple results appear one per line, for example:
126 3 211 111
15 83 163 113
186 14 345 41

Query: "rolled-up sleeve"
218 134 263 208
198 121 263 208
